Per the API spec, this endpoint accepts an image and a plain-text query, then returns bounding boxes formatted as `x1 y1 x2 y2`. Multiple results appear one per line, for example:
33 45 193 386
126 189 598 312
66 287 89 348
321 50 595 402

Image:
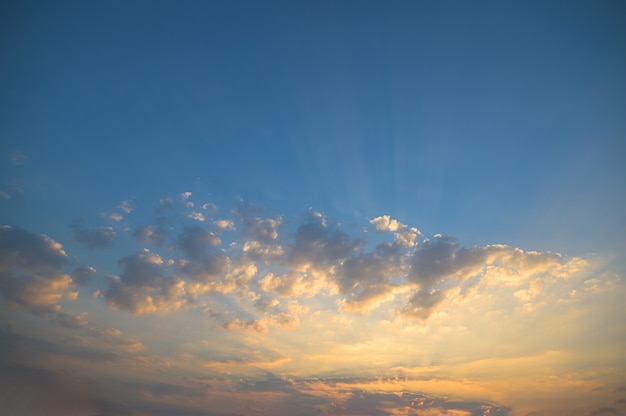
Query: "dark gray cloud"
400 289 448 320
176 226 230 286
133 225 167 245
71 223 116 249
0 226 75 314
71 265 96 285
408 236 498 288
288 211 361 269
102 250 186 315
0 225 67 271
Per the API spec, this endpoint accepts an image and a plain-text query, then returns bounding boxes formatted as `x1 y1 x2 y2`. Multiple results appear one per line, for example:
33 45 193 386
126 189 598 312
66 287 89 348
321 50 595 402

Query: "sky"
1 1 625 415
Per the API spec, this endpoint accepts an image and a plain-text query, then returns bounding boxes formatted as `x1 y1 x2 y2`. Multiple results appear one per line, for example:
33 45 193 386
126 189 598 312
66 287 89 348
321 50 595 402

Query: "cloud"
133 220 169 245
214 219 235 230
337 249 408 312
118 200 133 214
176 227 230 291
399 289 448 320
288 210 361 270
71 222 116 249
50 198 591 325
371 215 420 247
51 311 88 328
107 212 123 222
178 226 221 260
0 226 76 314
101 249 186 315
71 265 96 285
188 211 205 222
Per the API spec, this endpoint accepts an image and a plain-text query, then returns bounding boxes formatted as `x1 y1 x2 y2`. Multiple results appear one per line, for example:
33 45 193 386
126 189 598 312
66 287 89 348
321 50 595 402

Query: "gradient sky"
1 1 625 416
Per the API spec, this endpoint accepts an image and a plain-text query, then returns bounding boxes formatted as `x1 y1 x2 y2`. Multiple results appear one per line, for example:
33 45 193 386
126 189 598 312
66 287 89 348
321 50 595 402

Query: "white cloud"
188 211 205 222
214 219 234 230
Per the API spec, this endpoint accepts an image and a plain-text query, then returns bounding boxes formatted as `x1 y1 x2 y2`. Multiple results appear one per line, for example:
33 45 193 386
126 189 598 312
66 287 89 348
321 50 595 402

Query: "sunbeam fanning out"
1 1 625 415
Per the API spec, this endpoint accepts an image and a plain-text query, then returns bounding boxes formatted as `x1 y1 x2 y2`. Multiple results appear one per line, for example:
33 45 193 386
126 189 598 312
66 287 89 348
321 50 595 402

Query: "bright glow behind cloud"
1 196 624 416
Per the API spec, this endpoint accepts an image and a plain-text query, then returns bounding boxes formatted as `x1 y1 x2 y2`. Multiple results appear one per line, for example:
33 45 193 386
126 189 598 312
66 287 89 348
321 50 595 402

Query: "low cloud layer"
1 196 589 325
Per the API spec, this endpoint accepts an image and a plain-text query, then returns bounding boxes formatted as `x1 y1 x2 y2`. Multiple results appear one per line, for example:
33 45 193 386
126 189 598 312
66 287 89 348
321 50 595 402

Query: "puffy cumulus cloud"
132 217 168 246
71 222 116 249
371 215 420 247
409 236 496 288
242 240 285 258
0 225 67 270
288 210 361 271
214 219 234 230
174 226 231 293
258 269 337 298
0 226 77 314
234 210 285 261
235 205 283 243
178 226 221 260
398 239 588 319
186 260 254 296
101 249 186 315
56 197 591 324
337 250 408 312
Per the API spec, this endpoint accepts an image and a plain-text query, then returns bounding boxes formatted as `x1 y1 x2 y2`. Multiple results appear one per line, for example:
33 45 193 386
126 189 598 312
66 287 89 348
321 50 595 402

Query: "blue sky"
1 1 625 416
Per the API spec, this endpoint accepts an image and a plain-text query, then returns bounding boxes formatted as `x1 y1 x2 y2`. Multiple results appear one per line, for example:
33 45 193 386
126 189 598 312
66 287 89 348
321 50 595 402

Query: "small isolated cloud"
0 191 10 199
0 226 77 314
181 191 194 208
214 219 234 230
237 209 282 244
188 211 205 222
71 223 116 249
118 200 133 214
